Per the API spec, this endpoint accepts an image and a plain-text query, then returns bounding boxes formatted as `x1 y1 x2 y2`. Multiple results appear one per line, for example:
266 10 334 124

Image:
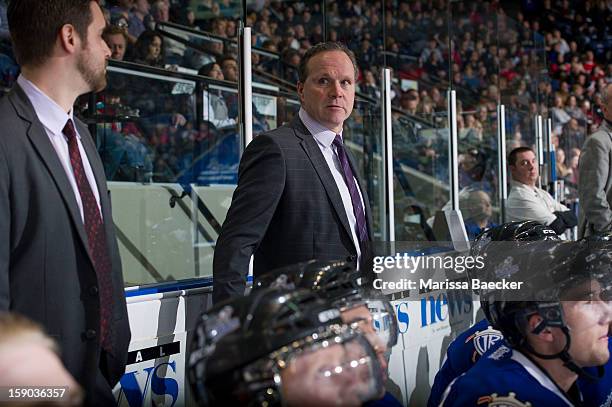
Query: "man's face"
561 281 612 367
135 0 150 14
221 59 238 82
76 2 111 93
105 33 127 61
297 50 356 133
510 150 539 186
280 338 382 406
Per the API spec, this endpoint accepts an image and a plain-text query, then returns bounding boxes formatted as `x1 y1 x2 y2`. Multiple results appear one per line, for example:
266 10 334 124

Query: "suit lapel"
292 117 354 243
9 85 93 264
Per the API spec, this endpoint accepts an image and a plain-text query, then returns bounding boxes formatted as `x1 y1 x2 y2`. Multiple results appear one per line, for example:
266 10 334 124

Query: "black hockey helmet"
188 287 385 406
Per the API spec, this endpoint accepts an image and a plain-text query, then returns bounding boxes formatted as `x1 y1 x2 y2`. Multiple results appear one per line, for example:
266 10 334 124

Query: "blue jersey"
580 339 612 407
430 320 610 407
440 345 583 406
428 319 504 407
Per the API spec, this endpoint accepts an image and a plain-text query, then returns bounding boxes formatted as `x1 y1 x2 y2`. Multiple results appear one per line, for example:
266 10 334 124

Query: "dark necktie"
63 119 113 353
332 134 369 247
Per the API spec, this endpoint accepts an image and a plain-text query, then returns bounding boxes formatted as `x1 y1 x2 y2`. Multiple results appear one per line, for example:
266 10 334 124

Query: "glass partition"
392 108 448 242
86 0 560 285
383 1 452 242
82 61 243 286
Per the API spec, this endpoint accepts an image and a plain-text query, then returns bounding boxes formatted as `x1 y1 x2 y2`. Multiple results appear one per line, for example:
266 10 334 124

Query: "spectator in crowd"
568 148 581 185
551 94 571 134
132 29 164 67
565 95 586 125
461 189 497 240
2 1 131 404
555 148 572 180
220 54 238 82
103 25 128 61
109 0 132 21
128 0 154 41
561 117 585 152
198 62 236 129
506 147 577 236
0 312 84 404
213 42 372 303
578 82 612 237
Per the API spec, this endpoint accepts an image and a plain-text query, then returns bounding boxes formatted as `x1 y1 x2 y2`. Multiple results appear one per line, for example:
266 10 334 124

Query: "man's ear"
58 24 79 55
527 314 554 342
297 81 304 103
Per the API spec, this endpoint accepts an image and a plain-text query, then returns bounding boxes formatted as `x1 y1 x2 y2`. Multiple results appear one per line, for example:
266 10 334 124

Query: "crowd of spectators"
0 0 609 223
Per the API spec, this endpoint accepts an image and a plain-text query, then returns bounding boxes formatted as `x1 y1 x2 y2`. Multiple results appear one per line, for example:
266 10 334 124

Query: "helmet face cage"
275 330 385 406
365 297 399 350
188 287 389 406
227 324 385 407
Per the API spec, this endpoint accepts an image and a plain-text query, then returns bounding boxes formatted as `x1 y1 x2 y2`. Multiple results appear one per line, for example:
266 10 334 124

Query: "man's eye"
341 80 352 86
318 78 329 85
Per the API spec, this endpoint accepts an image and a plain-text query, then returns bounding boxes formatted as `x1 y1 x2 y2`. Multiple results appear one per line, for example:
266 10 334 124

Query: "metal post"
238 24 253 151
535 114 543 188
448 89 459 211
497 104 507 223
546 117 554 181
382 68 394 241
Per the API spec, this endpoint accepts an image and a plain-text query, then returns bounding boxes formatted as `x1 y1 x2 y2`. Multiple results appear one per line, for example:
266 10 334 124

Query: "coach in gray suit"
0 1 130 405
578 83 612 237
213 42 373 303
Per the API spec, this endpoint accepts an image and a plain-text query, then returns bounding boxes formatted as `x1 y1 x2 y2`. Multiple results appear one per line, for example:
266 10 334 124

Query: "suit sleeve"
212 134 285 303
0 140 9 310
578 135 612 233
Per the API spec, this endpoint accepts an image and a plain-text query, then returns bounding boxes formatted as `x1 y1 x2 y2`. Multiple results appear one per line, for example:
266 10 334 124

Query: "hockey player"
428 221 560 407
439 241 612 406
188 287 386 406
254 260 403 406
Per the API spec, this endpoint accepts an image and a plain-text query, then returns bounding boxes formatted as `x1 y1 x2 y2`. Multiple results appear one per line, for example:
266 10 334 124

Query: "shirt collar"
298 107 342 149
510 180 536 191
17 74 75 138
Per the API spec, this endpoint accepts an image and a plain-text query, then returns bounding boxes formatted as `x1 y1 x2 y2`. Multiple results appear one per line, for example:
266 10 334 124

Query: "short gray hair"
298 42 359 83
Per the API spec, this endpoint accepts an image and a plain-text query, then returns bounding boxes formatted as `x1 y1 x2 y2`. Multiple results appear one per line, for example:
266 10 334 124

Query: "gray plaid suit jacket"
212 116 373 303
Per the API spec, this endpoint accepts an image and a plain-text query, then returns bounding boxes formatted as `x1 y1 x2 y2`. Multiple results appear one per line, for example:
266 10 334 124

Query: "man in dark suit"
213 42 372 303
0 1 130 404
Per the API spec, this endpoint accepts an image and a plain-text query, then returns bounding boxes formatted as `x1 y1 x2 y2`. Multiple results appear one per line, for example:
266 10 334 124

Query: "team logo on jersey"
472 326 503 356
477 392 532 406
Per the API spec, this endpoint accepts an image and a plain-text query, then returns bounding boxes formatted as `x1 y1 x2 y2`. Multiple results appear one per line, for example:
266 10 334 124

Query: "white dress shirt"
506 180 568 226
299 108 366 264
17 74 102 222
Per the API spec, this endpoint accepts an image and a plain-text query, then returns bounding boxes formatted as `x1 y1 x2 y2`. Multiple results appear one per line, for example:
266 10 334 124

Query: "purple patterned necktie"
333 134 369 247
63 119 113 353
